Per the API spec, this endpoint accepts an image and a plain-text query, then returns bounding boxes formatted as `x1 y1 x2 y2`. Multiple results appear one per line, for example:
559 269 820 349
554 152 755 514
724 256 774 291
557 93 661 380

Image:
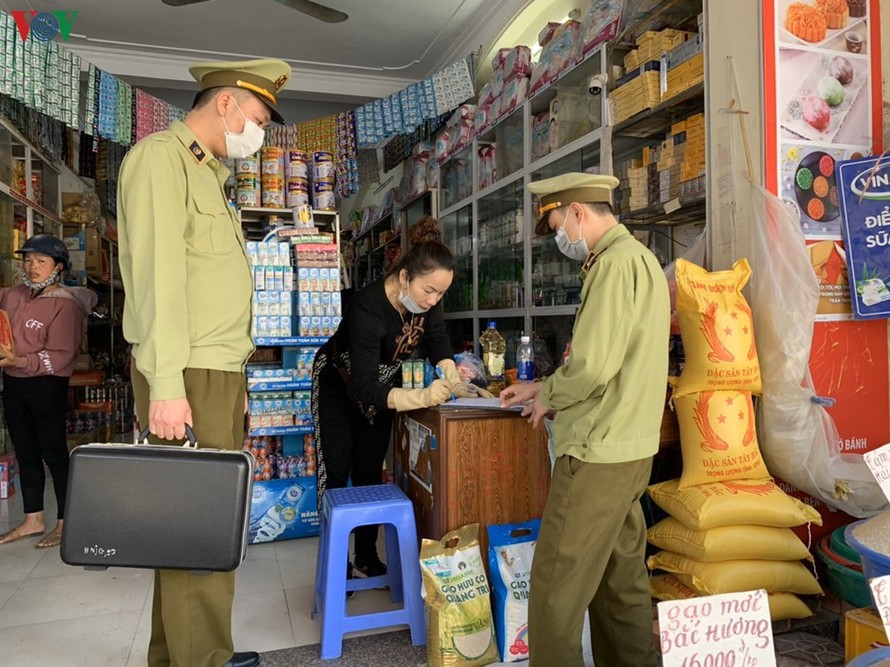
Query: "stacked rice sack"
647 259 823 621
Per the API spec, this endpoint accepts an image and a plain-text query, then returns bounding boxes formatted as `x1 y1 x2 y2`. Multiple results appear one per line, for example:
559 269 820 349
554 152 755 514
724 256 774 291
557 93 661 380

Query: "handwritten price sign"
658 589 776 667
868 575 890 643
864 443 890 503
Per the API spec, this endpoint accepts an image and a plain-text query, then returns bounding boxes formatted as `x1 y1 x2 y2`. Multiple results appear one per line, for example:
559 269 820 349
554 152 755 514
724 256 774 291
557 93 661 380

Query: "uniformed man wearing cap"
117 58 292 667
501 173 669 666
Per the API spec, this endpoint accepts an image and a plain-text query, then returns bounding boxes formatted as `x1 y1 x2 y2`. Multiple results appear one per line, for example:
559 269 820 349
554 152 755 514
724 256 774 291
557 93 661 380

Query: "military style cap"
528 172 620 235
188 58 291 124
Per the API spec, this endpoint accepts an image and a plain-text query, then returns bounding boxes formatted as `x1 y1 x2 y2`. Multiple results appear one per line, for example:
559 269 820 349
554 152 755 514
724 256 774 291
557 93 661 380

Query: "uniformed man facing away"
117 58 291 667
500 173 670 667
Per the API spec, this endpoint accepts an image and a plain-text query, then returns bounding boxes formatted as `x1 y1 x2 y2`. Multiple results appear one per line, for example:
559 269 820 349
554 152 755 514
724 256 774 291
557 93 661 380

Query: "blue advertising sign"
836 155 890 320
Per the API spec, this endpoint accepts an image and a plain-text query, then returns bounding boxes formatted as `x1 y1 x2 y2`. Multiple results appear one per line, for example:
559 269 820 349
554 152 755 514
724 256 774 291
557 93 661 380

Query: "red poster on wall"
762 0 888 525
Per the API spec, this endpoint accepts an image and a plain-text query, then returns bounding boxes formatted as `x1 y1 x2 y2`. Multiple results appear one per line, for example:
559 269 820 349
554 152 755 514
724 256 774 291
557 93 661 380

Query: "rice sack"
487 519 540 662
420 523 500 667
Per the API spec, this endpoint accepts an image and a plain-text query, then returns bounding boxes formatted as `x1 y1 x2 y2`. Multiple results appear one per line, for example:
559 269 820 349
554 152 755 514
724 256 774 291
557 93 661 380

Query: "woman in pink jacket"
0 235 96 548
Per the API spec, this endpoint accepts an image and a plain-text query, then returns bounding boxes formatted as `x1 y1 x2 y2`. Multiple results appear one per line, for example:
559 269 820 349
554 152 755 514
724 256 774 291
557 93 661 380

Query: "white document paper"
440 397 526 411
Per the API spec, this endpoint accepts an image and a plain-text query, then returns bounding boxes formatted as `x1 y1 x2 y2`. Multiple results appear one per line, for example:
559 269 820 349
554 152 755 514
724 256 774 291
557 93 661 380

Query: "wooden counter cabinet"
393 406 550 555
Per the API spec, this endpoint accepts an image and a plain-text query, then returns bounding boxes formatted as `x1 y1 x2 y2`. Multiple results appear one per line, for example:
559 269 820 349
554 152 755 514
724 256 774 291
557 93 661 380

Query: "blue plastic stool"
311 484 426 659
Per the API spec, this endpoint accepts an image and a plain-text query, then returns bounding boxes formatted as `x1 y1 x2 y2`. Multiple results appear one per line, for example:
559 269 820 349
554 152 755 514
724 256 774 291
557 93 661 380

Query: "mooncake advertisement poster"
764 0 883 197
805 238 852 318
780 143 868 235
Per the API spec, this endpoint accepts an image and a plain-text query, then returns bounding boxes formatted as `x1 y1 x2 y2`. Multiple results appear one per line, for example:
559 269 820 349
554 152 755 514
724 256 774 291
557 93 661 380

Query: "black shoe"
353 555 387 577
224 652 260 667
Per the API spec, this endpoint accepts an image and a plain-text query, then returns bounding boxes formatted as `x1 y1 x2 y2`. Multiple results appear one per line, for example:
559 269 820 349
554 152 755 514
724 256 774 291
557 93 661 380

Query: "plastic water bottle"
481 321 506 393
517 335 535 382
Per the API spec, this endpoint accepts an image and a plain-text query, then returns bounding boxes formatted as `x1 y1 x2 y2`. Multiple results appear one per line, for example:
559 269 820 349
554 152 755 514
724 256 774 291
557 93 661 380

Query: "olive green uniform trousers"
529 454 658 667
132 361 246 667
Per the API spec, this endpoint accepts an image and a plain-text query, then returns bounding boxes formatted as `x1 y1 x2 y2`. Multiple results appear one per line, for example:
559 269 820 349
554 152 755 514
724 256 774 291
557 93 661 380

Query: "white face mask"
399 279 428 314
555 213 590 261
223 100 265 158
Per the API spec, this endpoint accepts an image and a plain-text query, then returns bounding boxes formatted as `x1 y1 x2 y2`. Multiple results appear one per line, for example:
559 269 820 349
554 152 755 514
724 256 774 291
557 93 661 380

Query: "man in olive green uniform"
117 58 291 667
501 173 670 667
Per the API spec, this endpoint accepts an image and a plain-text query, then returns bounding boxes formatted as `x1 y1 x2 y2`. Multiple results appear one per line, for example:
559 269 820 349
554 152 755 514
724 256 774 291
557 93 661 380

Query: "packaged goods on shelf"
531 112 552 161
529 19 581 97
664 53 704 102
608 63 661 125
625 28 697 72
478 145 497 190
496 75 529 122
578 0 623 57
248 475 320 542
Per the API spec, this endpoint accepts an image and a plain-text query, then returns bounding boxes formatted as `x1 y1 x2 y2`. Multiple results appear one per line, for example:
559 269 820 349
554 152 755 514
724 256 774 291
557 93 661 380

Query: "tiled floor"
0 482 595 666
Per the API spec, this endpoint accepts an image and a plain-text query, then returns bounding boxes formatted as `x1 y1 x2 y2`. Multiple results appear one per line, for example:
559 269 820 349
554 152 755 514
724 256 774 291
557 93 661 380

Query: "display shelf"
0 180 62 225
611 82 705 143
248 380 312 392
248 425 313 437
620 191 706 225
238 206 338 218
354 211 393 242
254 336 328 347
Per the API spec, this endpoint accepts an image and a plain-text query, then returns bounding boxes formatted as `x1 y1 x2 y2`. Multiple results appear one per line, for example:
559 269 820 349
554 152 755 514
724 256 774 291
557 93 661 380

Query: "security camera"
588 73 608 95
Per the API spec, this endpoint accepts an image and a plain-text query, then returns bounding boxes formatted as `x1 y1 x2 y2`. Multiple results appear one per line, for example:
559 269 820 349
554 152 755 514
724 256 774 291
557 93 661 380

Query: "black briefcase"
61 427 253 573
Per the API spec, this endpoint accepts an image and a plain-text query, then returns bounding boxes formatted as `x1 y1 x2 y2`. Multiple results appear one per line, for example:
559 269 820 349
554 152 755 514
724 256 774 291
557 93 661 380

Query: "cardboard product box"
0 453 16 499
248 476 320 543
845 607 889 662
85 227 101 274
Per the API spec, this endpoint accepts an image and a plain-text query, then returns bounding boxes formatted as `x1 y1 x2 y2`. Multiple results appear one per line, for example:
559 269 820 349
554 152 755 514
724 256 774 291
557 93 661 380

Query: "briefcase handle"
137 424 198 448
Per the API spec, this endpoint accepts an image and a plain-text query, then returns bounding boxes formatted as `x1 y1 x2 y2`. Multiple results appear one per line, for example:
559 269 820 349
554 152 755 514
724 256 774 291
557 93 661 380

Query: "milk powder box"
309 268 320 292
268 291 280 316
298 268 310 292
321 316 332 337
318 268 329 292
280 292 292 316
268 317 280 337
283 269 294 292
299 316 312 336
0 453 16 499
279 242 290 267
320 292 332 316
254 267 266 291
280 316 292 337
332 292 342 317
256 290 269 316
311 292 322 316
246 241 259 266
257 316 270 337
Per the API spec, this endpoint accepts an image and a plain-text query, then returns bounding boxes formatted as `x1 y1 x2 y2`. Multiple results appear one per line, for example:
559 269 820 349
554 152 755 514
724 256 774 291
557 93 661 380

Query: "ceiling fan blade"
274 0 348 23
162 0 213 6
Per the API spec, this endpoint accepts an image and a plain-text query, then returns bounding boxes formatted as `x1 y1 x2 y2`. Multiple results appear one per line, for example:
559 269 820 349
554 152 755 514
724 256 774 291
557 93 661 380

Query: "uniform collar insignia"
189 140 207 164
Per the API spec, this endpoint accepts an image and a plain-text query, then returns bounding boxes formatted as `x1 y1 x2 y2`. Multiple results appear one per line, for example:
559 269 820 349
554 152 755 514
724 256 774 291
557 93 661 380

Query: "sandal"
36 530 63 549
0 526 44 545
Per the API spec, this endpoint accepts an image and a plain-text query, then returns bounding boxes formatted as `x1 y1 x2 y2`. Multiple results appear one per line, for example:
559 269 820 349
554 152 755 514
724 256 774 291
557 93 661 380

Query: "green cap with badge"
188 58 292 124
528 172 620 235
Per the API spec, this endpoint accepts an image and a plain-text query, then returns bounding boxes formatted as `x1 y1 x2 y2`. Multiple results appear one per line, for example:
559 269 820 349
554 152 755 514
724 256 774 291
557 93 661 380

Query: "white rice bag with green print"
420 523 500 667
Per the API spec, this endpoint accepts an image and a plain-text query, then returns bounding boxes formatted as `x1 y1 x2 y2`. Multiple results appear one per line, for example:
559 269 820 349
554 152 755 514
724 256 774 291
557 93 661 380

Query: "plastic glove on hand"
391 379 453 412
437 358 491 399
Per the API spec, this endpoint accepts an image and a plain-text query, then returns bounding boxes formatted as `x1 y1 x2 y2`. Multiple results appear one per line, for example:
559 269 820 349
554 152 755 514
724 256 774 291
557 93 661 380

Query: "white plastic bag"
744 179 885 517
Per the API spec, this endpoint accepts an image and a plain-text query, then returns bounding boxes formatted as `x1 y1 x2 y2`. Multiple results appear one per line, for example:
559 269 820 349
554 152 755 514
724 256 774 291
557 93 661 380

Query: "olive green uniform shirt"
539 224 670 463
117 120 254 401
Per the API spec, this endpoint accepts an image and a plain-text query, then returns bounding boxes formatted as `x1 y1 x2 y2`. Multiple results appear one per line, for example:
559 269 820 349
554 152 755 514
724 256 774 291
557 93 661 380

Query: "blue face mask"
399 279 428 314
555 214 590 261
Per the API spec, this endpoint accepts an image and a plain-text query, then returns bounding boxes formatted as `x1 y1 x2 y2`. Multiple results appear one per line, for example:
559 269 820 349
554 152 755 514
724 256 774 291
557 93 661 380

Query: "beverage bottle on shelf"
481 321 506 394
517 335 535 382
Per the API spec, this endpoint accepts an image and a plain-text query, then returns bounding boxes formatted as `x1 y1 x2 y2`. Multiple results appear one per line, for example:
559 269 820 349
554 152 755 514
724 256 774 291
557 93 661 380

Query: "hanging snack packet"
420 524 500 667
487 519 541 662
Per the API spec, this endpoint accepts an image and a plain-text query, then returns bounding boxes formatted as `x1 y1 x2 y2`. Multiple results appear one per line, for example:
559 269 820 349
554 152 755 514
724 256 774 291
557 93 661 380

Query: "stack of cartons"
628 163 649 211
608 64 661 125
680 113 706 185
624 28 695 73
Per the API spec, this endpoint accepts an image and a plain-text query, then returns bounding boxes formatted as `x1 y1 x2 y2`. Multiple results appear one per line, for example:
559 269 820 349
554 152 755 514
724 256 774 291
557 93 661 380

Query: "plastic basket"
848 646 890 666
846 520 890 609
833 524 863 564
816 534 871 608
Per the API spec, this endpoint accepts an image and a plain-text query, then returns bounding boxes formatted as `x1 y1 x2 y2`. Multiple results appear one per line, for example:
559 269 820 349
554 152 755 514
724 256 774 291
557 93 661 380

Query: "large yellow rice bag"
647 517 812 562
650 573 814 621
646 478 822 530
674 258 761 397
674 389 770 488
647 550 824 596
420 523 500 667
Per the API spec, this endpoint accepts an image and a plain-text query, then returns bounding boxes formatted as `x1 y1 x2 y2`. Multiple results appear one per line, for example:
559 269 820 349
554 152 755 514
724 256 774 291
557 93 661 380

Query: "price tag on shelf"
864 443 890 503
658 590 775 667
